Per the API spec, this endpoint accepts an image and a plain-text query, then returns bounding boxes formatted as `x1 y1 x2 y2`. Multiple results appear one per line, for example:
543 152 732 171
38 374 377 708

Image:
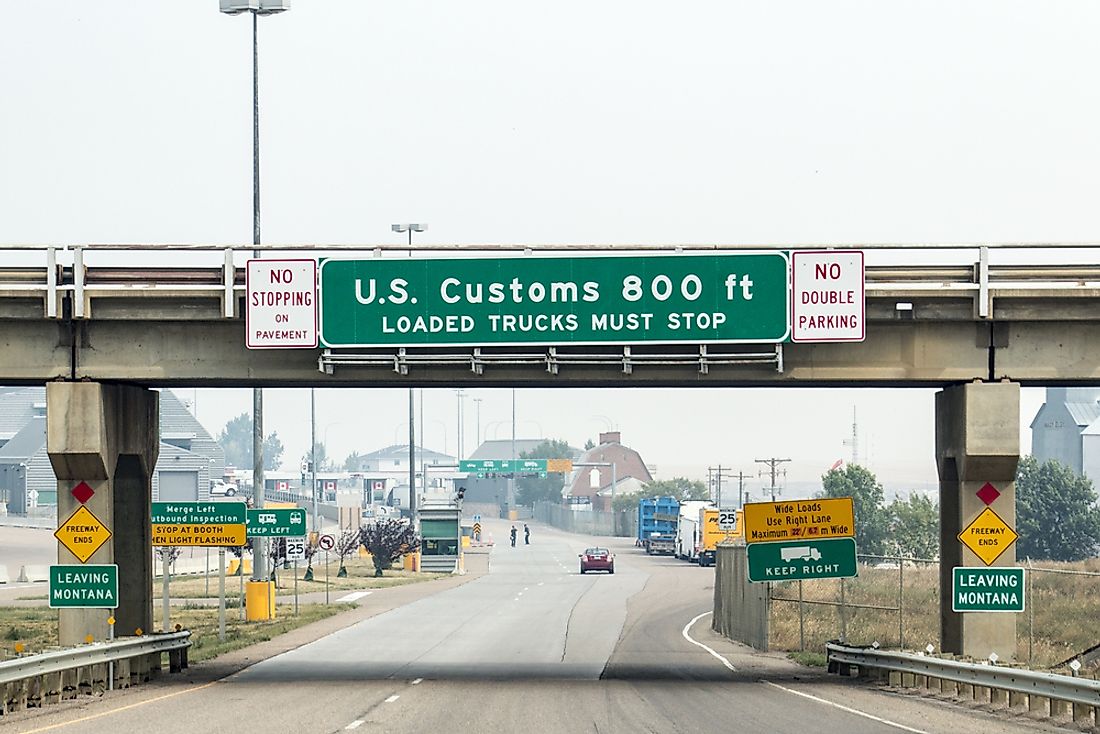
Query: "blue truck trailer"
638 496 679 555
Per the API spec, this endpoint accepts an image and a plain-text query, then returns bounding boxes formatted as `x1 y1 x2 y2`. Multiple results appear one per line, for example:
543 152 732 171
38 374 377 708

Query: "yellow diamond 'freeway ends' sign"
55 505 112 563
742 497 855 543
958 507 1018 566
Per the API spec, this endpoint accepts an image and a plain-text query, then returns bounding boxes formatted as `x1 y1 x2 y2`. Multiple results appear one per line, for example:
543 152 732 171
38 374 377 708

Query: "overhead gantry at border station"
4 242 1099 659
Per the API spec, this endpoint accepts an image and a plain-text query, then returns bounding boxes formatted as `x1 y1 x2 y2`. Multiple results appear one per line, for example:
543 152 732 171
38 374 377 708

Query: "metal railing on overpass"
3 242 1099 320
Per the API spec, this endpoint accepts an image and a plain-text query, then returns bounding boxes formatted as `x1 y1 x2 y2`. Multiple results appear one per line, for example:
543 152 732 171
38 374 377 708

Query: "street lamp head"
220 0 289 13
392 223 427 233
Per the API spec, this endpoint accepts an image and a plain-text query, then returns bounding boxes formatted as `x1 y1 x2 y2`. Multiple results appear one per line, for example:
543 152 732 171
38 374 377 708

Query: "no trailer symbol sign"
247 259 318 349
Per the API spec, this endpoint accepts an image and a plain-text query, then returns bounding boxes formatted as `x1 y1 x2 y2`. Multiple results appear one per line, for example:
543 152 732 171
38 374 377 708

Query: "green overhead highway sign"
747 538 858 583
458 459 551 477
952 567 1025 613
49 564 118 608
246 508 307 537
318 253 790 348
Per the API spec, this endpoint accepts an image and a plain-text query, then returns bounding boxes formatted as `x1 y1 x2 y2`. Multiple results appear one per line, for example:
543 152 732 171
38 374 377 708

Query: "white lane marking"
335 591 373 603
411 678 423 685
761 681 928 733
385 694 400 703
681 611 736 672
345 721 364 730
537 582 544 586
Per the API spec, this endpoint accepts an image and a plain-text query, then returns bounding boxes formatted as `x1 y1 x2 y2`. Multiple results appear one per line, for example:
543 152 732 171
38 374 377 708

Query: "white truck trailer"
676 500 712 562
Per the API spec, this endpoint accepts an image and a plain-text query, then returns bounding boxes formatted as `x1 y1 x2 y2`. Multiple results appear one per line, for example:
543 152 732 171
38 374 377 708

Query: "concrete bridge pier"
47 382 159 647
935 380 1020 660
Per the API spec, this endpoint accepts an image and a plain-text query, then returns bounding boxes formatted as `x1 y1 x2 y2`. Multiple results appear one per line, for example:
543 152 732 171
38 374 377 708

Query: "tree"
819 464 890 556
335 528 359 577
344 452 365 472
216 413 284 470
515 439 574 506
611 477 708 512
302 442 337 473
584 438 596 450
359 519 419 577
888 493 939 559
1016 456 1100 561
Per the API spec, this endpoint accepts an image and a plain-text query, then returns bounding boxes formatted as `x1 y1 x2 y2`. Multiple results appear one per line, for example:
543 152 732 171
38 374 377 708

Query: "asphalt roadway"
5 519 1065 734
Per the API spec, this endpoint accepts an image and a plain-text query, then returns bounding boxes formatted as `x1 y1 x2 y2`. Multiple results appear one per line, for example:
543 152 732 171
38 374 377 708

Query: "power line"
755 457 791 502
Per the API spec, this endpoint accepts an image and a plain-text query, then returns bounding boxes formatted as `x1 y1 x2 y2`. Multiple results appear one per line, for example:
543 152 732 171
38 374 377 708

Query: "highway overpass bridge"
2 242 1098 662
0 243 1098 387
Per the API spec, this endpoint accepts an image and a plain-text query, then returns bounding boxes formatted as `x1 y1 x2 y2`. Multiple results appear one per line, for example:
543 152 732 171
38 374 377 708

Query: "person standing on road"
510 525 517 547
523 523 530 545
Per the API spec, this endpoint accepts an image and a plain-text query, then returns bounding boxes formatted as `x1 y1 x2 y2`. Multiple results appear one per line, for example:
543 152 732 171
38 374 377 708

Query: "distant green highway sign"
747 538 858 583
460 459 545 473
318 253 790 347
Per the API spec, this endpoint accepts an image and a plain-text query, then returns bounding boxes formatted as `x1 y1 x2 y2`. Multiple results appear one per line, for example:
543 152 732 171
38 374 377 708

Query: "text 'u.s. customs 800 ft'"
317 253 790 347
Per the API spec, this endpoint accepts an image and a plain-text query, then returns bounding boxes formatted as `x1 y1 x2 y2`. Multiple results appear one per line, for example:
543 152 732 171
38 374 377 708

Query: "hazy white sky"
1 2 1089 490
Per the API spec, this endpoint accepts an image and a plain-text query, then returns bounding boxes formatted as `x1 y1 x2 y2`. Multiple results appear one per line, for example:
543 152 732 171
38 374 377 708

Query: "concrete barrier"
712 543 769 650
18 564 50 583
0 564 8 583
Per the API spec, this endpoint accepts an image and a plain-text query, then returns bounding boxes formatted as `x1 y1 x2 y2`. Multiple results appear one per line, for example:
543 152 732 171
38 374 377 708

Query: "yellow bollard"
245 581 276 621
508 510 518 521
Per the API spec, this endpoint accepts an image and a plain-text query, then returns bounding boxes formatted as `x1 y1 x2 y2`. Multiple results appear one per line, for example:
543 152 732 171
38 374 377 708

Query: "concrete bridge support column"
47 382 159 647
935 381 1019 660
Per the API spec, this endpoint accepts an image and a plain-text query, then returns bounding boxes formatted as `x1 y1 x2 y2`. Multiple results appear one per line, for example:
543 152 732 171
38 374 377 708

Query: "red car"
579 547 615 574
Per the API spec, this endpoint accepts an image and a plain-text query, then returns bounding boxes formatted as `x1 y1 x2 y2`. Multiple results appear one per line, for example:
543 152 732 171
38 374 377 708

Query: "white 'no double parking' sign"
791 251 865 343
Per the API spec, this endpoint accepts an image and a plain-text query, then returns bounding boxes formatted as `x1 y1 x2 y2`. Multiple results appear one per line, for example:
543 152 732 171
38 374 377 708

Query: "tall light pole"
392 224 426 520
454 389 466 459
472 397 483 449
220 0 289 588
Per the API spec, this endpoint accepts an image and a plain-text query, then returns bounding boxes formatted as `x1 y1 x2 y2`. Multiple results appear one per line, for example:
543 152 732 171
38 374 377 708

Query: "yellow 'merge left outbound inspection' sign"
742 497 855 543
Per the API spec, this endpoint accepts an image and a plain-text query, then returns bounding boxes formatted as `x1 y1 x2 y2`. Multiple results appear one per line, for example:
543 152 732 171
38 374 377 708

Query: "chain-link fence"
768 555 1100 671
1022 559 1100 670
769 554 938 653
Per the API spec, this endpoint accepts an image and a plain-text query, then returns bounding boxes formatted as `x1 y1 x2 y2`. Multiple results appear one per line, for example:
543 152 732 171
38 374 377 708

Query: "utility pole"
733 470 750 509
707 465 731 506
755 457 791 502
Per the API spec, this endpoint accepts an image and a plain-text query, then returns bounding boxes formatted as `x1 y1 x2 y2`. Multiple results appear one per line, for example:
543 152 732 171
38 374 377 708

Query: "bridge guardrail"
827 642 1100 724
1 631 190 715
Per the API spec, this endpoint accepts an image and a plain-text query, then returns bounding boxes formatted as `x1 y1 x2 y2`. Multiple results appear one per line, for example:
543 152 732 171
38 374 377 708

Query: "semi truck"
675 500 713 562
637 496 679 555
696 507 743 566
